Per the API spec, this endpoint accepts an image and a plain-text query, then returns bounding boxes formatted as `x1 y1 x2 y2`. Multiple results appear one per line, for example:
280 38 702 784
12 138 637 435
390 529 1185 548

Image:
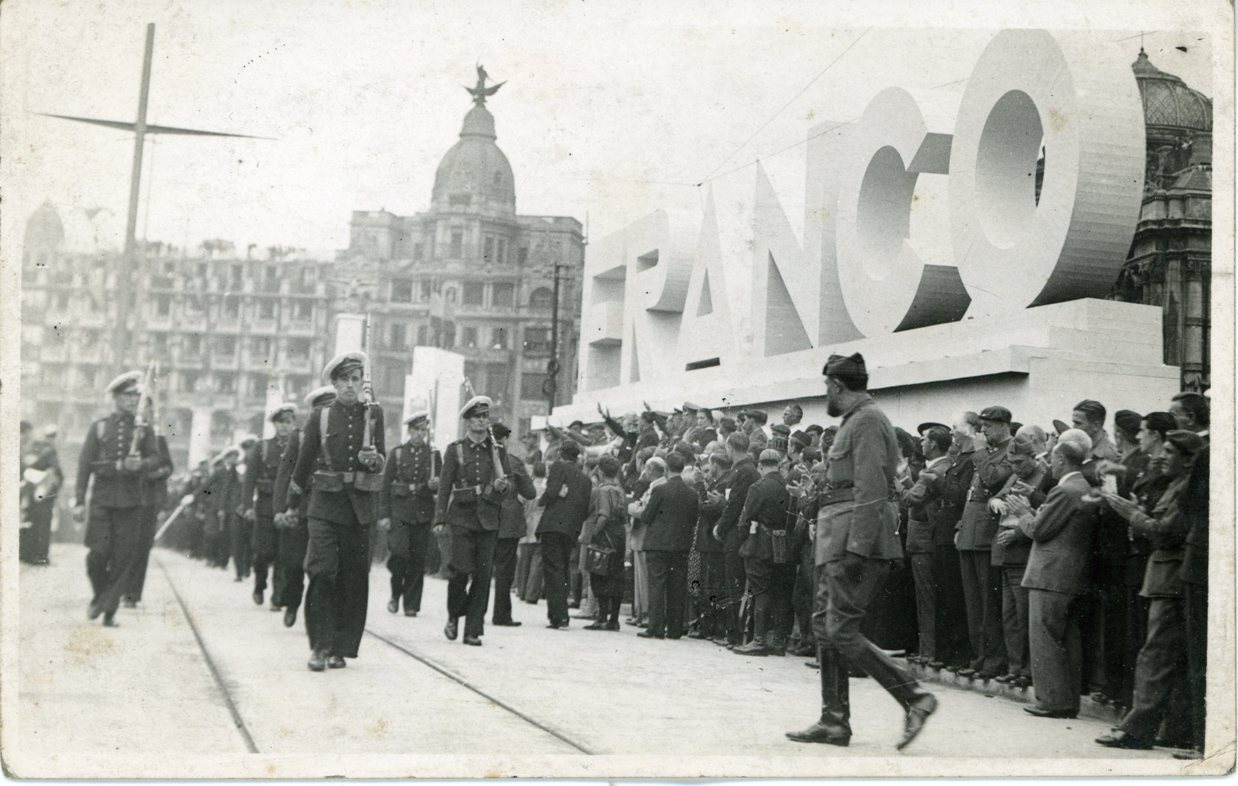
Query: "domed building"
344 70 584 439
1111 48 1213 391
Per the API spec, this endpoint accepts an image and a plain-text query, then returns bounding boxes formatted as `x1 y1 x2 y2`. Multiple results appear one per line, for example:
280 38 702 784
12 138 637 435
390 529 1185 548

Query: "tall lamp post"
544 262 567 413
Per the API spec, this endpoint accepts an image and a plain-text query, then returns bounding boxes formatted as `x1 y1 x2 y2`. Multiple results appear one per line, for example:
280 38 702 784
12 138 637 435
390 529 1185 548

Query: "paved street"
8 543 1192 778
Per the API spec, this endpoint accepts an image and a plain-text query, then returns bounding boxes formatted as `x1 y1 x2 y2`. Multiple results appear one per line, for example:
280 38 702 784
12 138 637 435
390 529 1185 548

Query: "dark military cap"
1114 410 1142 439
568 420 585 430
917 422 949 435
822 352 866 378
1165 429 1205 457
491 422 512 441
979 406 1012 424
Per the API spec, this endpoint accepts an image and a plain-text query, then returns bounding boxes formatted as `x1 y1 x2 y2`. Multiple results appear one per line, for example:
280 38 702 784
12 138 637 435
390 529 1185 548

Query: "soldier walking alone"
288 352 386 671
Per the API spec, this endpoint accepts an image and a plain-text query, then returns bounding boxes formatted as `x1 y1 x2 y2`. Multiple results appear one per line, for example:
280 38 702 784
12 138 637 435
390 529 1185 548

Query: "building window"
223 295 239 318
497 238 508 264
217 373 236 394
210 410 232 437
449 195 471 208
216 336 236 355
230 264 243 290
288 338 310 359
518 246 528 265
248 373 268 398
523 326 551 352
416 324 429 345
520 373 547 400
529 287 554 310
295 301 313 322
152 333 168 355
156 295 171 316
391 278 413 302
484 236 494 263
493 283 514 307
462 282 484 306
461 326 478 348
252 337 272 361
263 265 279 293
420 280 433 301
414 244 423 261
389 322 407 349
487 363 510 396
450 230 464 257
181 371 199 393
259 300 276 320
185 334 202 355
491 327 508 349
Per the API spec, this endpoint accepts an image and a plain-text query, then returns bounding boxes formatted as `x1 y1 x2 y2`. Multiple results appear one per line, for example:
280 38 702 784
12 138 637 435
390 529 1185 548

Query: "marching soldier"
230 435 258 582
288 352 386 671
378 409 441 617
490 422 536 627
787 353 937 750
126 402 174 606
243 404 297 610
434 395 513 646
272 385 337 628
73 371 160 627
205 448 243 570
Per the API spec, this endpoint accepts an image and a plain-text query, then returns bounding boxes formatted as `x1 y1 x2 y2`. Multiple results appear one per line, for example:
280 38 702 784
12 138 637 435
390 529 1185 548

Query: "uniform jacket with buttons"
203 464 241 532
737 471 790 560
937 450 975 545
242 435 289 519
75 411 160 509
956 437 1014 551
434 433 515 532
290 400 387 526
379 441 441 524
815 396 902 564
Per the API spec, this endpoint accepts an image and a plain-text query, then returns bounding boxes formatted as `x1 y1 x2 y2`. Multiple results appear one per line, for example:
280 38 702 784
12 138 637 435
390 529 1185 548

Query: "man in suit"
288 352 386 670
638 451 699 640
933 416 979 671
434 395 513 645
242 404 296 610
537 440 591 629
273 385 336 628
712 432 760 646
733 449 791 655
897 424 954 666
490 422 536 626
73 371 161 627
1008 429 1098 718
787 353 936 750
378 410 440 617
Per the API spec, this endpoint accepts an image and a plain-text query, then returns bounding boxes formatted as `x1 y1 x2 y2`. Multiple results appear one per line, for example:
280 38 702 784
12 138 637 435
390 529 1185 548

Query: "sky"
0 0 1222 259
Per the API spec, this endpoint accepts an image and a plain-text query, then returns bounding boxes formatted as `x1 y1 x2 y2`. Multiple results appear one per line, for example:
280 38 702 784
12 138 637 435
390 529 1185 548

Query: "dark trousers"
692 551 726 638
909 552 936 660
959 549 1007 673
124 505 158 602
387 521 431 613
20 498 55 563
1119 597 1188 741
84 505 143 616
523 542 544 602
721 548 745 644
304 517 371 658
933 544 971 666
592 578 623 624
646 550 689 637
540 531 574 626
814 559 927 709
744 555 795 642
252 513 279 597
277 519 308 611
792 542 815 645
492 537 520 623
1183 581 1208 750
229 514 251 579
446 525 497 637
515 542 533 600
1002 565 1030 678
1028 588 1084 713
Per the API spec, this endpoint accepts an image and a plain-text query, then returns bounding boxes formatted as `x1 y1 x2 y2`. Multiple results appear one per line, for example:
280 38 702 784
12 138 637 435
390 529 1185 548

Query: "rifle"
129 360 156 456
428 382 440 476
361 313 375 449
153 493 194 543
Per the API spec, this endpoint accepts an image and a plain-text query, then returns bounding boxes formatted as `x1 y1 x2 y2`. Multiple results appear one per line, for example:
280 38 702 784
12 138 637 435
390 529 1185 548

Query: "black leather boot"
786 645 851 745
849 640 937 749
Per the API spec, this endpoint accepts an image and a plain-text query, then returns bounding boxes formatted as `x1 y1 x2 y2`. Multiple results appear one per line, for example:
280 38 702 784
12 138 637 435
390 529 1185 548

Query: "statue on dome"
465 64 505 106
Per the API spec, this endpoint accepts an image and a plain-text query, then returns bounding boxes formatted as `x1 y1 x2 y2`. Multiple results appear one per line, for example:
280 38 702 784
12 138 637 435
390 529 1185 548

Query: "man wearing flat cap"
289 351 386 671
73 371 161 626
242 404 298 611
954 405 1015 680
537 437 592 630
788 353 937 750
378 410 441 618
271 385 337 628
434 395 516 645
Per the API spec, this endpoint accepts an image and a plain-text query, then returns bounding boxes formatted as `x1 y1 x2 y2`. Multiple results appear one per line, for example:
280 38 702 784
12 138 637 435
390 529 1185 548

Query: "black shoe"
122 598 137 609
584 621 608 630
492 620 522 627
637 630 665 639
1095 730 1153 750
897 693 938 750
269 600 282 612
463 635 482 646
732 639 772 656
1012 676 1032 689
995 673 1016 683
308 650 327 671
284 607 298 628
404 609 418 617
88 601 103 620
387 598 399 614
327 655 347 669
928 660 945 670
546 621 569 630
604 620 620 631
1023 705 1077 719
102 613 119 628
234 575 244 583
444 619 459 640
252 589 263 606
786 720 851 747
956 667 977 678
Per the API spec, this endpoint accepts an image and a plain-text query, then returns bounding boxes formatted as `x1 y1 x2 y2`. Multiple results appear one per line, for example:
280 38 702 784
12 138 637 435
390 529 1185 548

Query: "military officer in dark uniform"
289 352 386 671
434 395 513 646
787 353 936 750
490 422 536 627
378 409 441 617
243 404 297 609
126 404 174 606
73 371 161 627
273 385 336 628
204 448 242 570
732 449 792 656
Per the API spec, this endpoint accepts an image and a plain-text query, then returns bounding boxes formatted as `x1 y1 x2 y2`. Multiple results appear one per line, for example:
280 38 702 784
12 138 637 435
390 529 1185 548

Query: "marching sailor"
378 409 441 617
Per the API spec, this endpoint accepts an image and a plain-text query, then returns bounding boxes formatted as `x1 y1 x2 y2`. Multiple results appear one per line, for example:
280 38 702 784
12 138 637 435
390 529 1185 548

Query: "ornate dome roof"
431 103 516 214
25 200 64 251
1132 49 1212 132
